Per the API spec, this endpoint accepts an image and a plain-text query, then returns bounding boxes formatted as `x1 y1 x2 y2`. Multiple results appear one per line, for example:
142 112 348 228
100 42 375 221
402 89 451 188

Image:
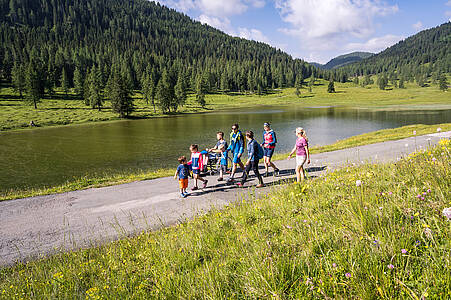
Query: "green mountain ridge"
311 52 374 70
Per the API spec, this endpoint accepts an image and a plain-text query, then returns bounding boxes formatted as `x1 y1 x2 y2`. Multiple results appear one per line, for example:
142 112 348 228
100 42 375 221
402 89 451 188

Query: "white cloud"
156 0 264 16
344 34 403 53
247 0 265 8
446 0 451 6
276 0 398 41
238 28 271 43
198 15 235 34
412 21 423 31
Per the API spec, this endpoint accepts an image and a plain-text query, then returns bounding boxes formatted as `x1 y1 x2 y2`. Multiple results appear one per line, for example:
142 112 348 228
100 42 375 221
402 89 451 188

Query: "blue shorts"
264 148 275 158
233 153 241 164
192 169 200 175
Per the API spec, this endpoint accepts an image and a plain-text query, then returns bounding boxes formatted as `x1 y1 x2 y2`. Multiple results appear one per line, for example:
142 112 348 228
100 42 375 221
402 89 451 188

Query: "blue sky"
155 0 451 64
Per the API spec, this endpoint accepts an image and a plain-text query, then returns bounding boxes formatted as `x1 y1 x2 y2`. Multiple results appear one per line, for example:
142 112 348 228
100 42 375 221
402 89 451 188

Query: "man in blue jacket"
236 130 264 188
227 123 245 182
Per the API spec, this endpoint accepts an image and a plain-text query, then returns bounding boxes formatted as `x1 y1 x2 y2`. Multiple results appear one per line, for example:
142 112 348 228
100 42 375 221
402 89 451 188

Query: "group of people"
174 122 310 198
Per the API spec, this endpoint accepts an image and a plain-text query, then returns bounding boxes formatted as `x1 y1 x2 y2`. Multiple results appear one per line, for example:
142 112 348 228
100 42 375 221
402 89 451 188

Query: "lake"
1 106 450 192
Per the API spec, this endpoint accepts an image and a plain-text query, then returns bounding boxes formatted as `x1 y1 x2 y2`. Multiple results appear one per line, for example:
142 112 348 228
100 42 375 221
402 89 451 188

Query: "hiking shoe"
236 182 244 187
183 192 189 197
191 186 199 191
202 180 208 189
274 169 280 177
180 193 187 198
256 184 264 188
217 177 224 182
226 177 235 183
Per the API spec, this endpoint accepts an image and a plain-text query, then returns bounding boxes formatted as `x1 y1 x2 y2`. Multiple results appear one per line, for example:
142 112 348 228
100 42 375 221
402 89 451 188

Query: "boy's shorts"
179 178 188 189
233 153 241 164
263 148 275 158
220 165 227 173
192 169 200 175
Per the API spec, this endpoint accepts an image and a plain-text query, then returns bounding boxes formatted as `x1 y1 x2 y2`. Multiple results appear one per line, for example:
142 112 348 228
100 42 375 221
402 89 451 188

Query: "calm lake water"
1 106 450 192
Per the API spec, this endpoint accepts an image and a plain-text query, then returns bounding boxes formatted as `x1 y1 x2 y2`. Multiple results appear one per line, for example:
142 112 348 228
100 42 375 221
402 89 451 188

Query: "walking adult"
262 122 280 177
237 131 264 188
288 127 310 183
227 123 245 182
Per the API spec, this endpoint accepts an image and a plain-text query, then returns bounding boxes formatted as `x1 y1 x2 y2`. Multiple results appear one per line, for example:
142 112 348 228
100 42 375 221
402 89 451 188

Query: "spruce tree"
195 73 207 107
327 80 335 93
88 67 104 111
73 67 84 97
61 67 69 98
11 62 25 98
25 62 43 109
438 74 448 91
109 71 134 117
399 78 405 89
174 71 187 110
220 71 229 93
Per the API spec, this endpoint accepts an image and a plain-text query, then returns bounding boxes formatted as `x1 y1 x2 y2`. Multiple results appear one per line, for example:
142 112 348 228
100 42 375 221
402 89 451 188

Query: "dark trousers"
241 160 263 185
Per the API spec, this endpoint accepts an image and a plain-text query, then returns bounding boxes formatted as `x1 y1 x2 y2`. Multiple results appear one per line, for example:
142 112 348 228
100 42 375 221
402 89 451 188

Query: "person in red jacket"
262 122 280 177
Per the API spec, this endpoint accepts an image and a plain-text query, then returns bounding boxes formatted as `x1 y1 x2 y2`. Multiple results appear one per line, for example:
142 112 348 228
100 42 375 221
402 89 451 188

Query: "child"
236 131 264 188
174 156 190 198
210 144 229 181
190 144 208 190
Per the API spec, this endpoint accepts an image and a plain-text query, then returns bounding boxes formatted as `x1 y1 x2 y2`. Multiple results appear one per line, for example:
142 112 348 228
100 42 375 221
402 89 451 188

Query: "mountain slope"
0 0 316 95
311 52 373 70
342 22 451 75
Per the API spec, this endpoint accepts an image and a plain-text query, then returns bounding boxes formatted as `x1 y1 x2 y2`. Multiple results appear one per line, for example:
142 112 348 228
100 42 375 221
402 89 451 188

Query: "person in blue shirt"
227 123 245 182
174 156 190 198
236 131 264 188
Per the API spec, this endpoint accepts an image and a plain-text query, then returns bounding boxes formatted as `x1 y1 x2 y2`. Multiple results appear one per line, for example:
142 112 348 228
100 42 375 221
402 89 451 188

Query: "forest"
0 0 449 117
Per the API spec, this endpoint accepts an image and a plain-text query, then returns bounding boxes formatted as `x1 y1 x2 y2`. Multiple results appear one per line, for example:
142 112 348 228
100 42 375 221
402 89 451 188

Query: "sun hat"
295 127 304 134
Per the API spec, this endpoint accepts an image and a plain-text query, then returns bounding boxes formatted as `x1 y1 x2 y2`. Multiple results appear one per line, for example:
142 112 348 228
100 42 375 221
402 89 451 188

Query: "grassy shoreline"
1 123 449 202
1 139 449 298
1 78 450 132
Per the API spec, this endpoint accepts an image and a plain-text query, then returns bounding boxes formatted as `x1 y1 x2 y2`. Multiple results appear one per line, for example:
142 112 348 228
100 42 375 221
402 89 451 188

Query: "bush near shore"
1 139 449 299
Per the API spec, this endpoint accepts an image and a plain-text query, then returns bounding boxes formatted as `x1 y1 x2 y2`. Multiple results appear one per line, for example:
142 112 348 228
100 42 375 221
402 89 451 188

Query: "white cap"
295 127 304 134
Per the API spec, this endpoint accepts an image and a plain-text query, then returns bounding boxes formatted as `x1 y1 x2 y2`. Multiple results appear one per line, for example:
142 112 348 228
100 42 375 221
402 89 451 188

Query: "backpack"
255 141 264 160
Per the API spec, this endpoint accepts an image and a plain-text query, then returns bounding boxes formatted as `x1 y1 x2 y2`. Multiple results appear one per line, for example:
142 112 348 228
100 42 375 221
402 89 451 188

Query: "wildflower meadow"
0 139 450 299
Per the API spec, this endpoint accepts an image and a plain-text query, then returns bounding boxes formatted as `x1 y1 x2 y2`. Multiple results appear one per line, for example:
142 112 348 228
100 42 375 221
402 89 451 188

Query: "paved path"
1 132 449 266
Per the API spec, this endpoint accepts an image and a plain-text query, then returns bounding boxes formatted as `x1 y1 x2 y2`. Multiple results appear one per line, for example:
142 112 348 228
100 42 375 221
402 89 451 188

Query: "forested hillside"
314 52 373 70
0 0 337 114
343 22 451 77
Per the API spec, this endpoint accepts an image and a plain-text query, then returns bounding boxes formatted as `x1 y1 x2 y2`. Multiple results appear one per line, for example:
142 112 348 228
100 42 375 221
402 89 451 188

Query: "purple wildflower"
388 192 393 196
421 197 425 201
401 249 407 254
427 189 431 193
332 263 337 268
416 194 421 198
345 273 352 278
387 264 394 269
422 192 427 196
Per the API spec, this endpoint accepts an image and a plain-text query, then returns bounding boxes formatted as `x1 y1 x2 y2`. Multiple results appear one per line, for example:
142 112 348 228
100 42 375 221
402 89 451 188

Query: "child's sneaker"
256 184 264 188
226 177 235 183
191 186 199 191
236 182 244 187
202 180 208 189
274 169 280 177
217 177 224 181
180 193 187 198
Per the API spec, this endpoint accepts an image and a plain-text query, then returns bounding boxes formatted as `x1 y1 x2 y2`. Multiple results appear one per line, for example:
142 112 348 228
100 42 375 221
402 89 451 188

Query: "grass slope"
1 78 450 132
0 139 449 298
1 123 449 202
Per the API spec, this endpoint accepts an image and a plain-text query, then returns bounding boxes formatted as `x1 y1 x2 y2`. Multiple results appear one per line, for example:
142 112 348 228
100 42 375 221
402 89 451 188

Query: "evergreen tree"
109 71 134 117
25 62 43 109
353 76 359 86
220 71 229 93
438 74 448 91
377 74 388 90
88 67 104 111
195 73 207 107
174 71 187 110
327 80 335 93
73 67 84 97
156 69 174 113
308 74 315 92
142 74 157 113
11 62 25 97
60 67 69 98
399 78 405 89
83 68 92 106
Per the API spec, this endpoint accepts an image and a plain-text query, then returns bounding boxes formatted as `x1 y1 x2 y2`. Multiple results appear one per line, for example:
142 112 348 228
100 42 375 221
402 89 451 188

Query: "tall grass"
1 139 449 299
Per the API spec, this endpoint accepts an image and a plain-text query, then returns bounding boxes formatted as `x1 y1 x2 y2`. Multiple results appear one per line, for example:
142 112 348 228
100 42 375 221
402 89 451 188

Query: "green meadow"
1 78 450 132
1 138 449 299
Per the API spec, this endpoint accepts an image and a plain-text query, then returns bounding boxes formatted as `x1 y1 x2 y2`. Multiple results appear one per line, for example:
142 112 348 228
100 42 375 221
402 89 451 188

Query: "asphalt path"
0 131 449 266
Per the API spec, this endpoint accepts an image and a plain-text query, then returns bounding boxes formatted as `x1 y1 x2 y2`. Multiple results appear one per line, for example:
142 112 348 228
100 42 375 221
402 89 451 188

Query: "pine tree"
327 80 335 93
377 74 388 90
174 71 187 110
25 62 43 109
109 71 134 117
88 67 104 111
61 67 69 98
220 71 229 93
195 73 207 107
142 74 157 113
438 74 448 91
11 62 25 98
156 69 174 113
353 76 359 86
73 67 84 97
